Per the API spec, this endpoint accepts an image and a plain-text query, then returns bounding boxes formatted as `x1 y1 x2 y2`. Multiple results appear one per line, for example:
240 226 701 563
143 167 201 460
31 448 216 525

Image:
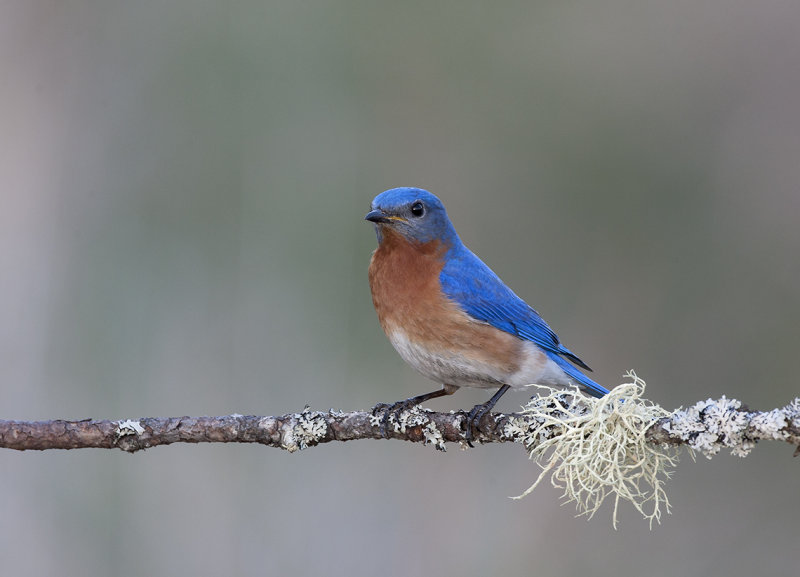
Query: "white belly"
387 328 570 390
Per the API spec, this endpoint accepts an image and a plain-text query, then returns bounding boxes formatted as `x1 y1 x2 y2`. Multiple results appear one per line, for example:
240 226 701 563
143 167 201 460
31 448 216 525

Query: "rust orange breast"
368 228 522 377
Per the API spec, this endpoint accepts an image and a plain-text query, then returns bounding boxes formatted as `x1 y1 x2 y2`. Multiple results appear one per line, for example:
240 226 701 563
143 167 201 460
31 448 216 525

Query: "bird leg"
373 386 455 438
465 385 511 445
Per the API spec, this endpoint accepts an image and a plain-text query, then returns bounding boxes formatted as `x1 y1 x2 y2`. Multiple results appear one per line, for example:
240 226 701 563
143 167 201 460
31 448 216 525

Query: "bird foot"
463 402 497 447
371 398 423 438
372 388 453 438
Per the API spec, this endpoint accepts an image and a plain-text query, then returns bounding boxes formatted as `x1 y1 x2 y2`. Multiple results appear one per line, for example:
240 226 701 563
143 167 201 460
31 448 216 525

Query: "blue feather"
367 186 609 398
546 353 609 398
440 244 609 397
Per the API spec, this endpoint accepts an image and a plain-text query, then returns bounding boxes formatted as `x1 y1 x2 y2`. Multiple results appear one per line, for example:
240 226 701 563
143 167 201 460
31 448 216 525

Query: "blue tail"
549 354 609 398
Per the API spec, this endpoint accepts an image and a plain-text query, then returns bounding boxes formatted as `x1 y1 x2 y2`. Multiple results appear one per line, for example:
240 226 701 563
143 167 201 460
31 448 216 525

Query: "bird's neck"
381 228 448 256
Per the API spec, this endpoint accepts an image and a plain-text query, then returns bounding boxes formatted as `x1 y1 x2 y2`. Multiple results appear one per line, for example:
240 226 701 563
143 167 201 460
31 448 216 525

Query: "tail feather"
559 346 592 371
550 354 609 398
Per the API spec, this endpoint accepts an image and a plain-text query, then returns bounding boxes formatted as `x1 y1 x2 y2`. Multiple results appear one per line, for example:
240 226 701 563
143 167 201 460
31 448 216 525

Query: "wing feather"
439 247 608 397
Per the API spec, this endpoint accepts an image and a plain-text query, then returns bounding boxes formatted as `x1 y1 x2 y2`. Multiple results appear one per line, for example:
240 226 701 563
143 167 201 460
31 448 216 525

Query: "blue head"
365 187 460 246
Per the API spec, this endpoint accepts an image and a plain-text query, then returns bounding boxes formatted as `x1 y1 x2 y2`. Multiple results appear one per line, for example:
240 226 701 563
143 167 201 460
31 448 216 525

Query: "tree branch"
1 395 798 455
7 382 794 526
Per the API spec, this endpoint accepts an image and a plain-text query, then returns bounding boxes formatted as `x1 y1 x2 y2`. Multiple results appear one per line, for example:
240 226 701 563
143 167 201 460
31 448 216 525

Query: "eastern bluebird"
366 187 609 442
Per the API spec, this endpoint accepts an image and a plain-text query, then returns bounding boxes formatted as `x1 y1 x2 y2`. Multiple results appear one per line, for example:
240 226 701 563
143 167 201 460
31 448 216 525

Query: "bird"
365 187 609 443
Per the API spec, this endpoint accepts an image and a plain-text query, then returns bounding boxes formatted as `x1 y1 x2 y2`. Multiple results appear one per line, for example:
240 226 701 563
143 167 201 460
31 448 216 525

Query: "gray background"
2 2 798 575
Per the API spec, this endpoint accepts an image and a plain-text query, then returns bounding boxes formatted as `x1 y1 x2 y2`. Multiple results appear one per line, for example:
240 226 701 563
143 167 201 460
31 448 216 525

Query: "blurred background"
2 1 799 575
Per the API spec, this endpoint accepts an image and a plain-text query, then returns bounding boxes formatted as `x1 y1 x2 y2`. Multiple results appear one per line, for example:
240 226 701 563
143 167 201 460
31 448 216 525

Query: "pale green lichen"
369 406 448 451
750 409 788 439
507 373 678 528
665 397 799 458
281 408 328 453
667 396 751 457
787 398 800 429
391 406 448 451
422 420 446 451
388 405 428 434
115 419 145 439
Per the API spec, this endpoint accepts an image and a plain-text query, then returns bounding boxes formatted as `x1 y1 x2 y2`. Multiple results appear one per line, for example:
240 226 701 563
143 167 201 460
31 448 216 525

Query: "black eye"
410 201 425 217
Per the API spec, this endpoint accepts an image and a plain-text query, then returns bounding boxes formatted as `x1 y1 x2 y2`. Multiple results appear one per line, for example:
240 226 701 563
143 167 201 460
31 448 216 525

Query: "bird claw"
371 403 391 437
371 399 419 438
463 402 495 447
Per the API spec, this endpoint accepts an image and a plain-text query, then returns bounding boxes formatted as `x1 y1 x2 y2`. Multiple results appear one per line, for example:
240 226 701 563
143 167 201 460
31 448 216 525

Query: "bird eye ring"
410 201 425 217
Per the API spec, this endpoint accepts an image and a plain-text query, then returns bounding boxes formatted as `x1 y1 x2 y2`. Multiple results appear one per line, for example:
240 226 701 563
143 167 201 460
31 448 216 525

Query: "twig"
0 396 798 455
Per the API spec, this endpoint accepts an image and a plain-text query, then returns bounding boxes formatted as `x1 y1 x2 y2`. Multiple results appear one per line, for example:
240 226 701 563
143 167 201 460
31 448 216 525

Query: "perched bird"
366 187 609 442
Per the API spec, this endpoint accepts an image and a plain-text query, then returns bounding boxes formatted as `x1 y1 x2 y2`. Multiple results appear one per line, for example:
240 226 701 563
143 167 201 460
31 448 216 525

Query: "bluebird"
366 187 609 442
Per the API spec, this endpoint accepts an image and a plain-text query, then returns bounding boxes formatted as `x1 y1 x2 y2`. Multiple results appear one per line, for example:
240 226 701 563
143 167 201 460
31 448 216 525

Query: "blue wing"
440 246 609 397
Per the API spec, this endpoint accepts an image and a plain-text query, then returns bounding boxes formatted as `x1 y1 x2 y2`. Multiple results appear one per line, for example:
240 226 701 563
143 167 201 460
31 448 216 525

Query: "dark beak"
365 209 390 224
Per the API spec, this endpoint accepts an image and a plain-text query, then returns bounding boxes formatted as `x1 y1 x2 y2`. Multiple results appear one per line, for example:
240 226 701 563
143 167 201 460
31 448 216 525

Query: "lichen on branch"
0 377 798 527
503 374 678 527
